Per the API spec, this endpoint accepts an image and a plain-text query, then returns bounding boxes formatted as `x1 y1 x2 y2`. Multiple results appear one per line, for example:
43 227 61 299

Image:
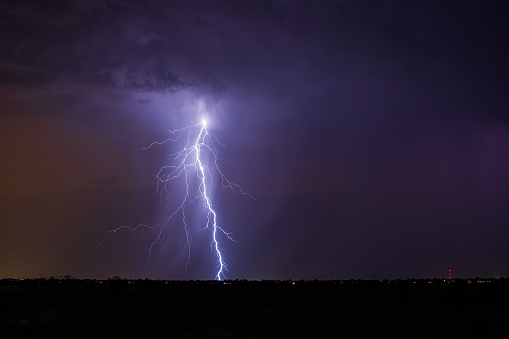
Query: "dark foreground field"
1 278 508 338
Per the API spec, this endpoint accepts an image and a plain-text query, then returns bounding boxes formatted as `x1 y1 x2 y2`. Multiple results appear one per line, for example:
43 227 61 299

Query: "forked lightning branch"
99 110 253 281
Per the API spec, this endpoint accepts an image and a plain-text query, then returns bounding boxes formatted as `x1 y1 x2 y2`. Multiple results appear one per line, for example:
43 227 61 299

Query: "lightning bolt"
98 111 252 281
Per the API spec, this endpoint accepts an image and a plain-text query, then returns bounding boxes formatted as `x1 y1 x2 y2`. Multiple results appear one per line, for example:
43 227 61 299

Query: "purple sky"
1 0 508 280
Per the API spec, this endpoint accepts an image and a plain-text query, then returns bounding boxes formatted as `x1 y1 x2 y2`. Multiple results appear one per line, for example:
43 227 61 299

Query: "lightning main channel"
98 116 252 281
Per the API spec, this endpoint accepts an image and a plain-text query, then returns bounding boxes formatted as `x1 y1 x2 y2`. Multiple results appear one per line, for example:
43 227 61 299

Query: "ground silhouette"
1 277 507 337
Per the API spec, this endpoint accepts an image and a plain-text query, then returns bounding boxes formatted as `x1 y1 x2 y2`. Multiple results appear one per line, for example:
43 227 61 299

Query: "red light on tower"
448 269 452 280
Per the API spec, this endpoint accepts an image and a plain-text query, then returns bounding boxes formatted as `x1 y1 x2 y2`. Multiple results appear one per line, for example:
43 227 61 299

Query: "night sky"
1 0 508 280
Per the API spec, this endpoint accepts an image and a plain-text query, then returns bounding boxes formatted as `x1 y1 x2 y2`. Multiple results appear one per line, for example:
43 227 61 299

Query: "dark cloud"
0 69 49 87
124 68 191 92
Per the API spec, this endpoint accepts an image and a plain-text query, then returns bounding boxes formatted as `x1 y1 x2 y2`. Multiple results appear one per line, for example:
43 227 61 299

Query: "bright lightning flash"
99 115 252 281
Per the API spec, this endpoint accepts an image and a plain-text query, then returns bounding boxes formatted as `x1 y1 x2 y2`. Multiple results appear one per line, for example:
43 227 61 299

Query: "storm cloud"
1 0 508 280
